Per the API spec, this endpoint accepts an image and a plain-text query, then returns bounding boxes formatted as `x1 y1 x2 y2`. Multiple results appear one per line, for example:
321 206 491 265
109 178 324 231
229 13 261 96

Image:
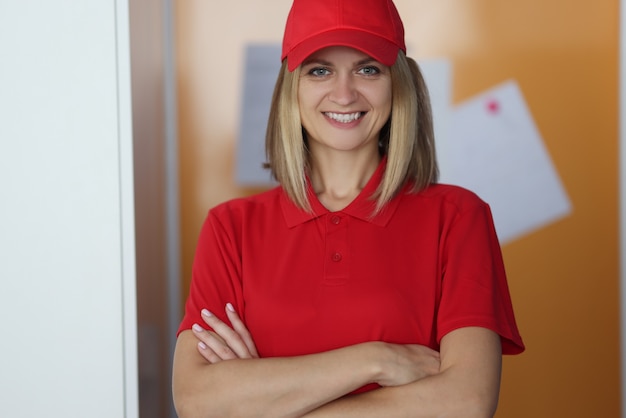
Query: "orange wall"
175 1 620 416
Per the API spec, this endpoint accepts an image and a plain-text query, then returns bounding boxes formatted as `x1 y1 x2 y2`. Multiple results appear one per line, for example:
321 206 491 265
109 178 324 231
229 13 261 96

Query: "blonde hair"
265 51 438 214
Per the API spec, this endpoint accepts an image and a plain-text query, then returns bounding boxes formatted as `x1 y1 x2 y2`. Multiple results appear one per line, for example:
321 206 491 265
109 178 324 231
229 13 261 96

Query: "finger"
192 322 237 361
225 303 259 358
200 309 252 358
196 340 222 364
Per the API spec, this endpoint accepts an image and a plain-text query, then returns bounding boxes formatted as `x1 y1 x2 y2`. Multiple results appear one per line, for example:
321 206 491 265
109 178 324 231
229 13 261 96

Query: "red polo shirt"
179 161 525 360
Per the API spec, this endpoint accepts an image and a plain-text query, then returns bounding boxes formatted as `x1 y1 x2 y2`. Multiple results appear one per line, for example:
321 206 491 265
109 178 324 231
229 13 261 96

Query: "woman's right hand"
191 303 259 363
373 342 441 387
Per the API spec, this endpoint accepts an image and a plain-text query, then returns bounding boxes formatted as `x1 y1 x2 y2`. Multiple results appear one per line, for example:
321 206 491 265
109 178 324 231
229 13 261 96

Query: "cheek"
381 88 392 112
374 95 392 123
297 86 310 112
365 84 392 113
381 94 392 113
297 87 323 126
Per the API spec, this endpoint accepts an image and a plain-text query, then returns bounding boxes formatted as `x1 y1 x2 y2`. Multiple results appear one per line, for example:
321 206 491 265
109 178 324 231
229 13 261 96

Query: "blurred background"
138 1 618 417
3 0 610 417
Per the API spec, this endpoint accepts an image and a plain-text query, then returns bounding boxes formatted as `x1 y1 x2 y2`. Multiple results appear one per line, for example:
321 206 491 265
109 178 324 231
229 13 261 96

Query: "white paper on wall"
236 44 282 186
419 59 452 161
438 80 572 244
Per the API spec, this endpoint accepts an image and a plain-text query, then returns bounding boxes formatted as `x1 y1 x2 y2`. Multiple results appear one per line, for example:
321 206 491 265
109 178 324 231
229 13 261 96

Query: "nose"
328 73 357 106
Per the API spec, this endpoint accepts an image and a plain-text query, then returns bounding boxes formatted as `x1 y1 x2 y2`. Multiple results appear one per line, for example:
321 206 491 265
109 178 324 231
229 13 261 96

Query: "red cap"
281 0 406 71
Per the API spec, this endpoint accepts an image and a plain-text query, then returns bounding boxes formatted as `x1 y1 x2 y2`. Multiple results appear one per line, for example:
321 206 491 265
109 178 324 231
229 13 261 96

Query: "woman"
173 0 525 417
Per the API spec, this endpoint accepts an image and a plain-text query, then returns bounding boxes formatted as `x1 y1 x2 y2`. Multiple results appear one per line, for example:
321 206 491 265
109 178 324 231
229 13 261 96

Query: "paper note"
419 59 452 156
439 80 572 244
236 44 282 186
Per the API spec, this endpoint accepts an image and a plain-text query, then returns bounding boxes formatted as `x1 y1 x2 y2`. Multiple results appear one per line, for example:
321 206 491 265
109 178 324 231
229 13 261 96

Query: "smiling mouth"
324 112 364 123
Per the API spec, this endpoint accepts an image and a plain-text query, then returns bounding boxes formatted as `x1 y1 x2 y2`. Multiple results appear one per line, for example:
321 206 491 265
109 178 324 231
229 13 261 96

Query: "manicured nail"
201 309 213 317
192 323 203 332
226 303 235 312
198 341 207 350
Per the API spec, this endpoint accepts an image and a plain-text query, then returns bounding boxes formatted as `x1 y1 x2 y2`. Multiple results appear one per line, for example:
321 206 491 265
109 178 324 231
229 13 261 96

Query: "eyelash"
359 66 381 75
308 67 331 77
306 65 381 77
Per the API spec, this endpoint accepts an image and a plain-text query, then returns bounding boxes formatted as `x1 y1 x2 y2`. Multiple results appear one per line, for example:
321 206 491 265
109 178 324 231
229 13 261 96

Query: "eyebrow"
301 57 380 67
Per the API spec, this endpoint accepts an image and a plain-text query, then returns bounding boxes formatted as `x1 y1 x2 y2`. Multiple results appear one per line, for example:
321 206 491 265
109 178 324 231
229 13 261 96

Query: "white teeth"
325 112 362 123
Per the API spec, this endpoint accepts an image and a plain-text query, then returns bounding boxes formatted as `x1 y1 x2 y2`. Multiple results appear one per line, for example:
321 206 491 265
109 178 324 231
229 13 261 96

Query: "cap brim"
286 29 400 71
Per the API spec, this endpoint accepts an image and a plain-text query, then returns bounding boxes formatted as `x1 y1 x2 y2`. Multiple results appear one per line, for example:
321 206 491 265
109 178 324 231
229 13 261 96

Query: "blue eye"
309 67 331 76
359 66 380 75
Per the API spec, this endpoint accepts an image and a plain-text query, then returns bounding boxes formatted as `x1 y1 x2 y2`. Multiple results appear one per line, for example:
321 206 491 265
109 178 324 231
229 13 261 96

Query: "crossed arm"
172 305 502 418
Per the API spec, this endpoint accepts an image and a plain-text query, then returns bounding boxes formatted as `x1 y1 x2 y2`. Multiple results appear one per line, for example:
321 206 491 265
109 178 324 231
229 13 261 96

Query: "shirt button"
331 252 342 262
330 215 341 225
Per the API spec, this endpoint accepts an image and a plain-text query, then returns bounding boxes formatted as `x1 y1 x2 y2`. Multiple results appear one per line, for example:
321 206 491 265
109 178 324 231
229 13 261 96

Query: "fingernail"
198 341 207 350
201 309 213 317
226 303 235 312
192 323 203 332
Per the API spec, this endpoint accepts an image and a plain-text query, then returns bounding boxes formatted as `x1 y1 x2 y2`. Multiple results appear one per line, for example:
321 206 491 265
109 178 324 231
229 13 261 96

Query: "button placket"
324 213 348 280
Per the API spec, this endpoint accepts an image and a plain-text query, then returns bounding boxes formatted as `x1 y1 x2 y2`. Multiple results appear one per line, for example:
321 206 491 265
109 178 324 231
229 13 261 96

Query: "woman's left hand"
191 303 259 363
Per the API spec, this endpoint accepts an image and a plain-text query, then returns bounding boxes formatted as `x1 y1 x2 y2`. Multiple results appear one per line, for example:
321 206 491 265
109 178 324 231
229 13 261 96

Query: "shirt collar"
280 157 402 228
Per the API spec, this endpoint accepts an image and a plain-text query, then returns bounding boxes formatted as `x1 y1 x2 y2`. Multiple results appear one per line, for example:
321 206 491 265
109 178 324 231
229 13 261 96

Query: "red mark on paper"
486 99 500 114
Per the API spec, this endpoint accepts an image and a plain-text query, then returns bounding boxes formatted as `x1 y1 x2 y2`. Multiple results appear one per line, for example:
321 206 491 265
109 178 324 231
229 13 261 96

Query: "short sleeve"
177 206 245 336
437 197 525 354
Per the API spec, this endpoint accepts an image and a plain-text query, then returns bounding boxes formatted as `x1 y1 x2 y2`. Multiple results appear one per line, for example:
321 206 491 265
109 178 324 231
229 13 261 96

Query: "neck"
309 149 381 212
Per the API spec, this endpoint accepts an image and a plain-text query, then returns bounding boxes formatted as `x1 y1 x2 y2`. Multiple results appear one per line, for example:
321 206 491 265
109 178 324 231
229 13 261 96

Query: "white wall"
0 1 138 417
